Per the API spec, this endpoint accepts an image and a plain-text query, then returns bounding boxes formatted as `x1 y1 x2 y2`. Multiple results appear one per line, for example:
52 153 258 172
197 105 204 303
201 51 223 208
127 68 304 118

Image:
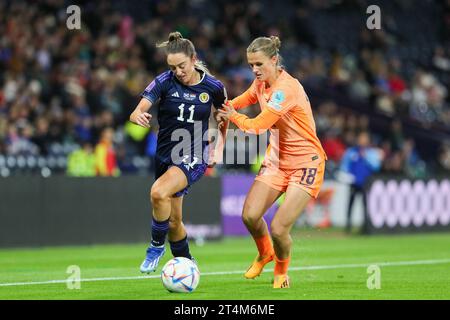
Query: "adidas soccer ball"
161 257 200 293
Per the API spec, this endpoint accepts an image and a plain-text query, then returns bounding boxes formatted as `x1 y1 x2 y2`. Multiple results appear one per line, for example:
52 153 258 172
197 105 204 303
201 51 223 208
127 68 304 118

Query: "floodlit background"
0 0 449 300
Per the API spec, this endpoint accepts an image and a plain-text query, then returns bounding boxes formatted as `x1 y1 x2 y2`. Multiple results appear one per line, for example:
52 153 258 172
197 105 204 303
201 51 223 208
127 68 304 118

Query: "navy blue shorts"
155 155 207 197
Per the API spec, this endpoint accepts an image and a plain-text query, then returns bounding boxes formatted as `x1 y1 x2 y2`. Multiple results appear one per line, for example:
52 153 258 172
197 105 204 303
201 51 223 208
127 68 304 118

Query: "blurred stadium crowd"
0 0 449 177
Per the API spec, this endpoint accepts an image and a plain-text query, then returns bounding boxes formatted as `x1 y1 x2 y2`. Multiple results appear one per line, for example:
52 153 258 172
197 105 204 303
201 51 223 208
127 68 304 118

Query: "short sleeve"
141 72 170 104
212 81 227 109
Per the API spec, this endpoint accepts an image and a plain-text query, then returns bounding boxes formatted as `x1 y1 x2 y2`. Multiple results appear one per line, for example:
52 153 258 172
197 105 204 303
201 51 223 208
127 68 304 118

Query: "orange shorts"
255 159 325 199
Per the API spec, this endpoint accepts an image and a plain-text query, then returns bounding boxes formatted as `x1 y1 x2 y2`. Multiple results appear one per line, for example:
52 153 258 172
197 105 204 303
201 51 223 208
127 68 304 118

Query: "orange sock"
274 255 290 275
253 234 274 257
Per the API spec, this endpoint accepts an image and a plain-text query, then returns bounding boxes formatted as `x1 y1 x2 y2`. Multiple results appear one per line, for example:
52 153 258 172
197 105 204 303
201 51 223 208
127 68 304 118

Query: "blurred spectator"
382 148 404 174
0 0 448 179
388 119 405 152
432 46 450 72
322 130 346 163
339 131 384 233
66 142 96 177
408 70 448 126
329 52 351 89
402 138 426 178
321 129 346 175
95 127 120 177
5 122 39 155
314 101 335 136
348 71 371 101
437 141 450 173
31 117 51 155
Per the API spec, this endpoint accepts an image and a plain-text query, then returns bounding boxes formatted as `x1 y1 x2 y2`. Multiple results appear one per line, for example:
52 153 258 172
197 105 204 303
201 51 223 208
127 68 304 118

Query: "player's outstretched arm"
218 103 280 134
130 98 153 128
229 82 258 110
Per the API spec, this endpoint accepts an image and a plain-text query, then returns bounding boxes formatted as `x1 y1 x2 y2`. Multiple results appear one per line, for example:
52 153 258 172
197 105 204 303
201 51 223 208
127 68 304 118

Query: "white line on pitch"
1 258 450 287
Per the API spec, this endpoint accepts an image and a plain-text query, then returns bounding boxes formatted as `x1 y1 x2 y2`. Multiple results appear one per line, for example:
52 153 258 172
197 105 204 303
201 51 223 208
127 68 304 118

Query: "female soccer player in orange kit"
217 36 327 288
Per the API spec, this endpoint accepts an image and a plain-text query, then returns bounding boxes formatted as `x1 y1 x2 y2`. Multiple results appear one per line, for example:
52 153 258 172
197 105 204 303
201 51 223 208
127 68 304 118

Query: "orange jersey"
229 69 327 170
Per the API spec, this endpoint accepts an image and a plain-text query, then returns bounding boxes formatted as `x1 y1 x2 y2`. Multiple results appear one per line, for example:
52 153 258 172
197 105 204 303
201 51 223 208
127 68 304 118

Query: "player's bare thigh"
271 185 312 235
243 180 283 224
150 166 188 221
151 166 188 201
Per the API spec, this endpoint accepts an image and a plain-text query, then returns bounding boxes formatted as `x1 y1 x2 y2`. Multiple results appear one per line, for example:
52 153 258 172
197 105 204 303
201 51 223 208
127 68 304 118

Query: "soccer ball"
161 257 200 293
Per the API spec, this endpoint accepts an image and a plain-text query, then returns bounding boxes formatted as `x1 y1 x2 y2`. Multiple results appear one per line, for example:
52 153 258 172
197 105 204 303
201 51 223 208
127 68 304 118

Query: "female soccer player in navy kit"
130 32 228 273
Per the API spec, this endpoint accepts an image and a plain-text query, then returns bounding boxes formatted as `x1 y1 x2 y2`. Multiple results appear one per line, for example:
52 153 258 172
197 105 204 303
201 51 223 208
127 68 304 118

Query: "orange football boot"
273 274 290 288
244 251 274 279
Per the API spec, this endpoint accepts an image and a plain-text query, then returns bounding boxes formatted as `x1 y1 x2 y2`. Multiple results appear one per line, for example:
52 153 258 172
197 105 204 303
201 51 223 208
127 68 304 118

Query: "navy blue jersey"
142 70 226 165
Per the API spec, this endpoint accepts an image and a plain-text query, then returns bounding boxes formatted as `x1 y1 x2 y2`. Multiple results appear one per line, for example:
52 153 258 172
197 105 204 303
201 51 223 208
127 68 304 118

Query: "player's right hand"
135 112 152 128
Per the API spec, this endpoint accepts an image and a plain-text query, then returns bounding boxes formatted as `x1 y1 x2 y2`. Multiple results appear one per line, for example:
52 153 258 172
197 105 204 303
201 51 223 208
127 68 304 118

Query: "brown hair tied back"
156 31 210 75
168 31 183 42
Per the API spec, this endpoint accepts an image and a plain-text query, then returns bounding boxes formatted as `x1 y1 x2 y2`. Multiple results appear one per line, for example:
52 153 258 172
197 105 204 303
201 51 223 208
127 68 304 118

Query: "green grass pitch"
0 229 449 300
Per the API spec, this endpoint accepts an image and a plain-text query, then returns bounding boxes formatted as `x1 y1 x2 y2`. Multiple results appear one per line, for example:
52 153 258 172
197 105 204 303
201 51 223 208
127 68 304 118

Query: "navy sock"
150 217 169 247
169 235 192 259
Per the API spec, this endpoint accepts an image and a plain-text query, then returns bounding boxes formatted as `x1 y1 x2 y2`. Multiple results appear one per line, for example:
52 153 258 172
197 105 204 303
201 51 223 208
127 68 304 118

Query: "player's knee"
270 222 288 242
150 186 168 203
242 202 262 226
242 212 258 228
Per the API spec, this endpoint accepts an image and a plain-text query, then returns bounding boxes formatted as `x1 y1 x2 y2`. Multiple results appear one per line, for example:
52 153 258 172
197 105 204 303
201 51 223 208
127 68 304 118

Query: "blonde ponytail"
247 36 284 69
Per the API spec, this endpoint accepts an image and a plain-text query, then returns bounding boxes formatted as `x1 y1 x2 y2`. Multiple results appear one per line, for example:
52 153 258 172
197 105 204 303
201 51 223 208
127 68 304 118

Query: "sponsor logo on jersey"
199 92 210 103
183 93 197 101
145 80 156 91
171 91 180 98
268 90 285 111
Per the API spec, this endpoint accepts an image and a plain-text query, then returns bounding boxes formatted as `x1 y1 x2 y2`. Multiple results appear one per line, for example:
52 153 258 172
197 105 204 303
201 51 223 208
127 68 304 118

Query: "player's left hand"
215 113 227 124
213 110 225 130
207 160 216 168
207 146 217 168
